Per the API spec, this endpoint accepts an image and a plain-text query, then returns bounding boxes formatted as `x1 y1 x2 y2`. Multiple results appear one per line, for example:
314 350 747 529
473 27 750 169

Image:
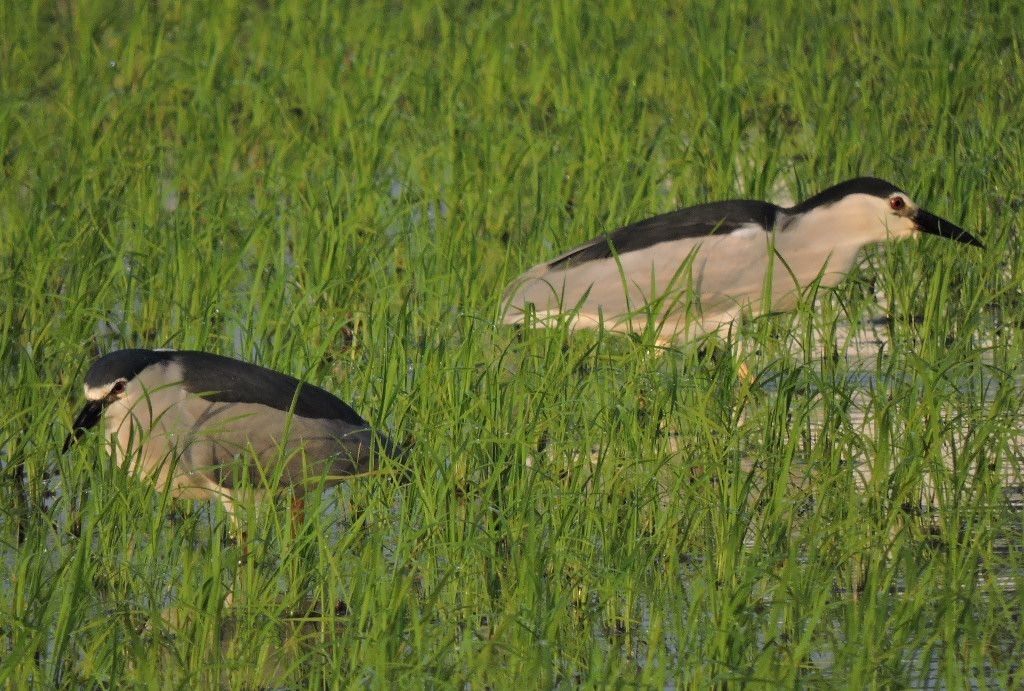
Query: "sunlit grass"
2 0 1023 686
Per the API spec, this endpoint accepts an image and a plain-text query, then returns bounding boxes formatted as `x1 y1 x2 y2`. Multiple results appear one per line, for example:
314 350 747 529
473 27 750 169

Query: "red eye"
111 380 126 395
889 195 906 211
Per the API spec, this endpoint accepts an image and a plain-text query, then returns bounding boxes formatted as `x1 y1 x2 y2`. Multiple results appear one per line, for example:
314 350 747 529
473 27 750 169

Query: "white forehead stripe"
84 383 111 400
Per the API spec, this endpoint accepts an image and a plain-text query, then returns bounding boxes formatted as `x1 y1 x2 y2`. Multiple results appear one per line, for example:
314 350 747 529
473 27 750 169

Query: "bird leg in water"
290 496 305 539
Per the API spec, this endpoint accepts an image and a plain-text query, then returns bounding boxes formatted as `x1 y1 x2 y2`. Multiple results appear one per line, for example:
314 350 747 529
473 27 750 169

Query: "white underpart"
99 361 226 501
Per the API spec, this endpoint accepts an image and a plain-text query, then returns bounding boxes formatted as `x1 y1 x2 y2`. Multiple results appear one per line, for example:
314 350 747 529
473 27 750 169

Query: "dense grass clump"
2 1 1022 686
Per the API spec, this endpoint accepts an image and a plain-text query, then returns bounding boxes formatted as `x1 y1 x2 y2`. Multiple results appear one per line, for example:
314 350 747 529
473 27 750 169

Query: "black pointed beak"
62 400 104 453
913 208 983 248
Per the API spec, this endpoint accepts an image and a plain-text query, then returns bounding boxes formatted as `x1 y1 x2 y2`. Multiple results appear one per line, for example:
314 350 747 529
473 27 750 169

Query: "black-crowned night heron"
502 177 982 345
62 349 404 527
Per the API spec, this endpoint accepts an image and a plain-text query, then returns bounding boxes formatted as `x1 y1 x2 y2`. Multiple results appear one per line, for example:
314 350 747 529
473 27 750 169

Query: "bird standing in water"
63 348 405 534
503 177 982 346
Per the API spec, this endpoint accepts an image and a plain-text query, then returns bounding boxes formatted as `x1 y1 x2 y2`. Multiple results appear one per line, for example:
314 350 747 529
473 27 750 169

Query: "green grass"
2 0 1023 686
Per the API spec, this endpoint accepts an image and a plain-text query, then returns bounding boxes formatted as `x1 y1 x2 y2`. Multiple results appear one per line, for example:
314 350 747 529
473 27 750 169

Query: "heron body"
64 349 402 517
503 178 982 343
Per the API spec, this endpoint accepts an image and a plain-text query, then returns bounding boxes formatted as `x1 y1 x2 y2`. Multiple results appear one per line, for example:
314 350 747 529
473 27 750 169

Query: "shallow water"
4 313 1021 686
530 313 1024 608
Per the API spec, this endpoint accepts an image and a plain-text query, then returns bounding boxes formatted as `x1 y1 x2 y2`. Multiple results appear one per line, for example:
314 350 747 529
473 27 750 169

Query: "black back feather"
175 351 368 425
86 349 367 426
787 177 903 214
544 178 907 270
549 200 780 270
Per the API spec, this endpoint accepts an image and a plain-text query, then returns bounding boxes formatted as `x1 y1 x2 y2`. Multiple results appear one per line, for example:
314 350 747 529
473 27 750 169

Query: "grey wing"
181 401 400 491
271 421 407 490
